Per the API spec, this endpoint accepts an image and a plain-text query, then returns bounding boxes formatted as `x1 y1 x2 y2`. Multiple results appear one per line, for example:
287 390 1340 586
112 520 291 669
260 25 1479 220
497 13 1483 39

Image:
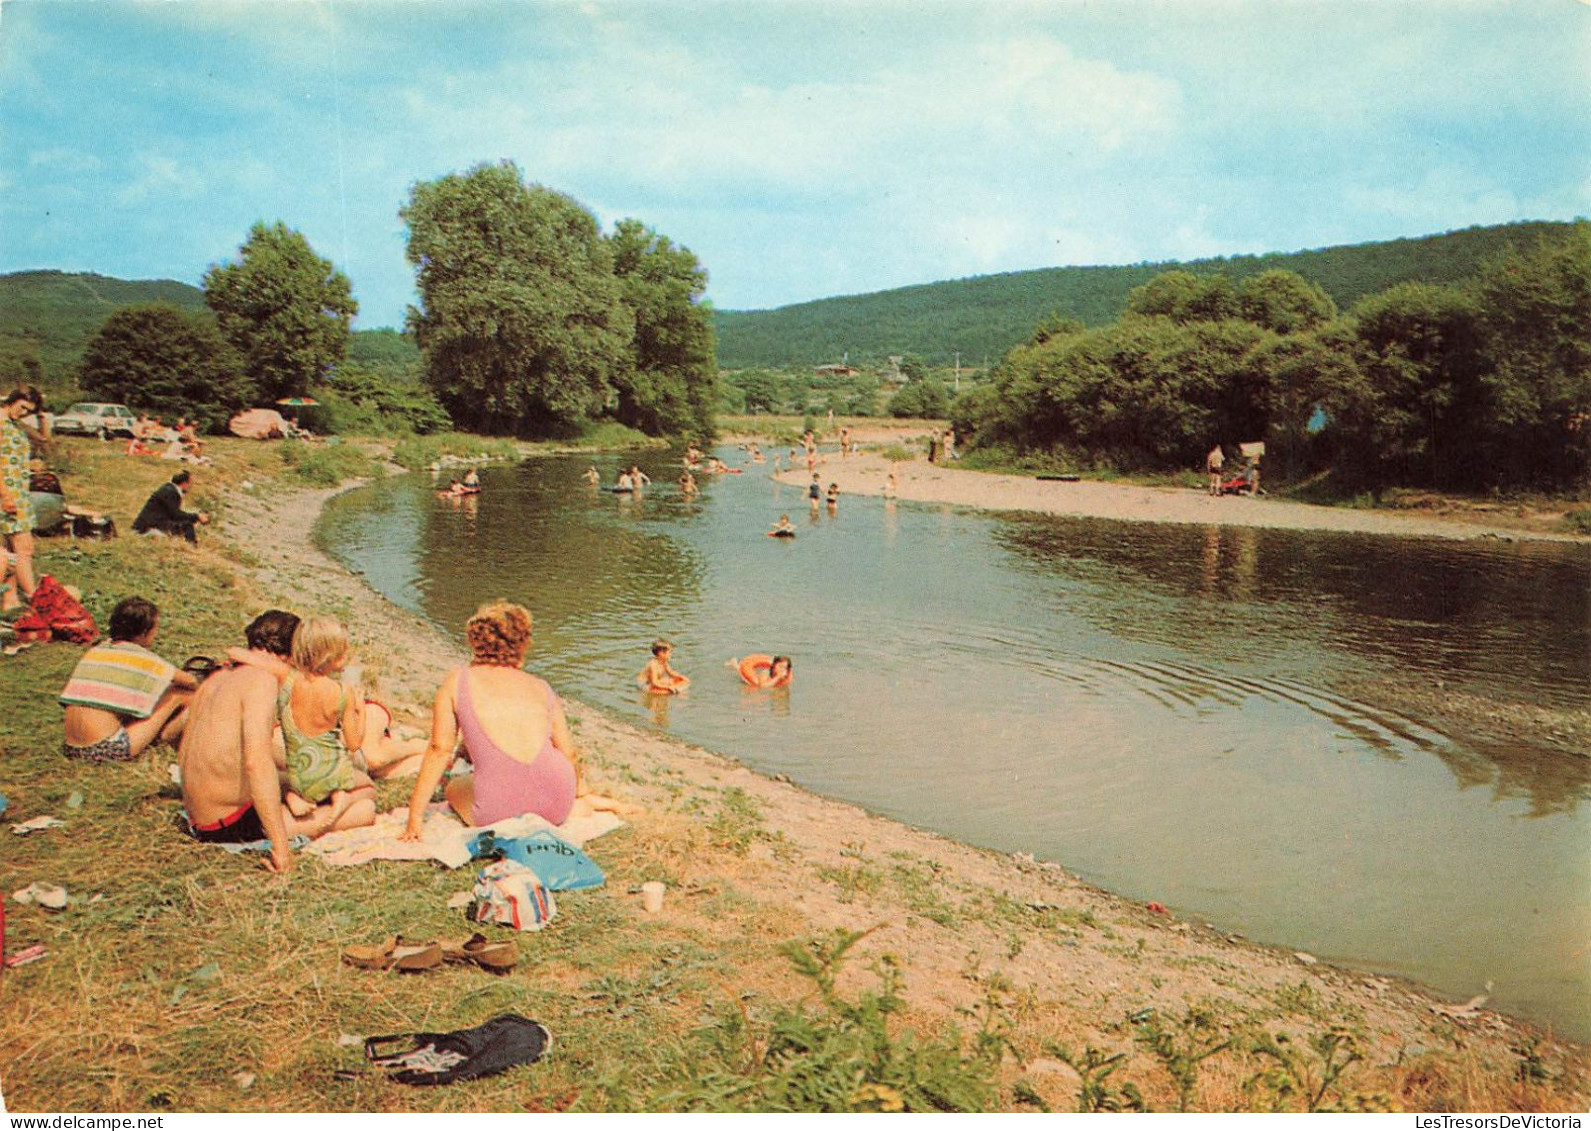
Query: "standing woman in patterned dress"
0 388 40 614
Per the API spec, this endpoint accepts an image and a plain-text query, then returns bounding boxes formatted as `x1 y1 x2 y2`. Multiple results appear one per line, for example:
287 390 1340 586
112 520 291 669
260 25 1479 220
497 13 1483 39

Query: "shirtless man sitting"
179 609 370 873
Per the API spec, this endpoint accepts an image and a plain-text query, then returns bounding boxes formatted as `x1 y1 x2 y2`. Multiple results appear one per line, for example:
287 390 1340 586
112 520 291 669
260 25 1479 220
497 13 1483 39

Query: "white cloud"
115 153 200 206
27 147 102 173
1343 166 1522 232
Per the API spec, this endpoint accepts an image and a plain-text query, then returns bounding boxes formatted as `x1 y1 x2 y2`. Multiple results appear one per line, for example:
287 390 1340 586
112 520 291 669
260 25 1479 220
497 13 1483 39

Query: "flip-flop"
441 932 516 971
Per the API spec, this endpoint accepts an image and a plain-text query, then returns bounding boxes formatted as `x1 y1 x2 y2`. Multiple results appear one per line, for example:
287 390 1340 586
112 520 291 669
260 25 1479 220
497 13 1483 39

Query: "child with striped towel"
59 597 197 761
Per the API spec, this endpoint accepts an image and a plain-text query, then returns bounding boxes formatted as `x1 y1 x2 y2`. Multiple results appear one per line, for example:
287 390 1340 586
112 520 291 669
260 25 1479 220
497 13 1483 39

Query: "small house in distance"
813 363 859 378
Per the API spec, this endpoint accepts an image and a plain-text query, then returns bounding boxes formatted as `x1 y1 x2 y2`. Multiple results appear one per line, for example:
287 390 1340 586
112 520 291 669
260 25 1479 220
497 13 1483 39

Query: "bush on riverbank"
391 432 528 470
278 439 381 486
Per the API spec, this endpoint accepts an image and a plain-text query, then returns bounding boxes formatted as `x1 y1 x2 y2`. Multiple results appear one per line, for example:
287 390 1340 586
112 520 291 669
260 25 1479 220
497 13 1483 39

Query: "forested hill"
712 220 1576 369
0 270 207 380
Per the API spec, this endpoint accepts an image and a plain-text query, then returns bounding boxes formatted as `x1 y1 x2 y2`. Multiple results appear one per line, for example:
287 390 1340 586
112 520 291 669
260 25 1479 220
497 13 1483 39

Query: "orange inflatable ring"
738 654 791 688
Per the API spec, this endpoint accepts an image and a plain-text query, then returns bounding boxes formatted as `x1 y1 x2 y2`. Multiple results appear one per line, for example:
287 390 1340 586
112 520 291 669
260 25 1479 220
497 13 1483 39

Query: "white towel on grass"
306 802 623 868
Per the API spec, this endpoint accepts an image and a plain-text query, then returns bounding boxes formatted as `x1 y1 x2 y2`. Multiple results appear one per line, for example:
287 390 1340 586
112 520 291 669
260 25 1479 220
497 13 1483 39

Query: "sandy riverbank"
207 472 1588 1111
770 448 1587 545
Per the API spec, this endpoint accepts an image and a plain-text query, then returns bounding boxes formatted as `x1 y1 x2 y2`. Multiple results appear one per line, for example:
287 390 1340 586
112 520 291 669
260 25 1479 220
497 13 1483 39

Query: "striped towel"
59 641 177 719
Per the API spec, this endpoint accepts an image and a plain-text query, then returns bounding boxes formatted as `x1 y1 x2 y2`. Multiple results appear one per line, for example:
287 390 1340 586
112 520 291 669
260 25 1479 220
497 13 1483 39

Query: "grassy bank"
1 437 1585 1112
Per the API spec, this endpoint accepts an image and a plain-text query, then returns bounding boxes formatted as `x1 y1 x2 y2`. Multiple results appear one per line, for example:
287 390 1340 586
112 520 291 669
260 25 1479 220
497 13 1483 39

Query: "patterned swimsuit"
279 673 357 803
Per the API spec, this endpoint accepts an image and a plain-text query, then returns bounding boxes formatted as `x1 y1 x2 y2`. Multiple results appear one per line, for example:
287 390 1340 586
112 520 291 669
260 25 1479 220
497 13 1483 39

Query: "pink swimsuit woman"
455 667 577 827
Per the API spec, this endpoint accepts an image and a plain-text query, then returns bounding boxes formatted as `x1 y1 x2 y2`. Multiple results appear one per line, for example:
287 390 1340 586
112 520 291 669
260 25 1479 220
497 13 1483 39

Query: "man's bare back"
180 654 371 871
179 662 277 825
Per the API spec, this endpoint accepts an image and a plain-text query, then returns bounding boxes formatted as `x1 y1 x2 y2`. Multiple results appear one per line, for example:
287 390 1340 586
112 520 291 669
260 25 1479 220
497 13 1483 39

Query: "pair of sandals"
342 933 515 973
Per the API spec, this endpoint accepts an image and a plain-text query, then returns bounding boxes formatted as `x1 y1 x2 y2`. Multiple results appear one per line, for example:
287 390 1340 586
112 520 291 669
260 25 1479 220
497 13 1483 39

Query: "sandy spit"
772 449 1586 545
215 474 1588 1110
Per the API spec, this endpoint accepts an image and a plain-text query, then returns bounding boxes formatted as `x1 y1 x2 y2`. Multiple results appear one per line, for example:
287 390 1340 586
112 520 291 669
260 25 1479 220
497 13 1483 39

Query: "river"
317 449 1591 1039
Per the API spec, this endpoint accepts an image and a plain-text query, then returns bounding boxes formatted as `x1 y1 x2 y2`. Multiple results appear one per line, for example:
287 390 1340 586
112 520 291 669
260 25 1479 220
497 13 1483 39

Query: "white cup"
641 881 666 914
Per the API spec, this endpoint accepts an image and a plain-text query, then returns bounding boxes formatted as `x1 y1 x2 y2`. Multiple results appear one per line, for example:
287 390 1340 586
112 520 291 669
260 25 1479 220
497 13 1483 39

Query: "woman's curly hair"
466 601 532 667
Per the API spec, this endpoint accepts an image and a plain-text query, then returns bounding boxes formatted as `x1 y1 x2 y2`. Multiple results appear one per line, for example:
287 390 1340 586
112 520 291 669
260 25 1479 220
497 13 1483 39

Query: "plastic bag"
469 859 555 932
471 828 606 892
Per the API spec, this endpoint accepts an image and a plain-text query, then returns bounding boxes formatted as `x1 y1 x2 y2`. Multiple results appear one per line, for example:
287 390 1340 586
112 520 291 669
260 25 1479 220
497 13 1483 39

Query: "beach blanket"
304 802 624 869
59 640 175 717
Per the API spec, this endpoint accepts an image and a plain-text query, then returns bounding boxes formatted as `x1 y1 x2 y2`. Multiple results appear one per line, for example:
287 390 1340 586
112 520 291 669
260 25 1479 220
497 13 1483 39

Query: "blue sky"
2 0 1588 328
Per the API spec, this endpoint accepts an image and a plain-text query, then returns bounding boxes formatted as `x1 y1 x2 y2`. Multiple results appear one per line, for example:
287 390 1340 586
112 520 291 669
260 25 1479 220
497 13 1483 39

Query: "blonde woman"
279 616 375 826
401 601 581 840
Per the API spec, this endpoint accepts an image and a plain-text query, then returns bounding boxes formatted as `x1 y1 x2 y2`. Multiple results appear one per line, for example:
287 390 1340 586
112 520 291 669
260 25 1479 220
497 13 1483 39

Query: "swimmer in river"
768 513 796 537
680 470 698 495
583 466 601 486
637 638 691 695
826 482 839 510
730 654 793 689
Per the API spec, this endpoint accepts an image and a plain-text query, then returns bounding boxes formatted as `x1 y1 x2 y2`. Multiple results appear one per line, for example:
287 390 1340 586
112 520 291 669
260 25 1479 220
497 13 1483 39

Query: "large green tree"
607 218 718 439
1342 283 1485 488
203 222 357 402
1472 222 1591 487
402 161 630 435
79 303 250 429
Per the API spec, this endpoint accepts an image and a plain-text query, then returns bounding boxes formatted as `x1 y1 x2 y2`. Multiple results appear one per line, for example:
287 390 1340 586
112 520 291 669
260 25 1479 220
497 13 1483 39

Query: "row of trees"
957 223 1591 492
79 222 362 430
74 164 718 441
402 161 717 439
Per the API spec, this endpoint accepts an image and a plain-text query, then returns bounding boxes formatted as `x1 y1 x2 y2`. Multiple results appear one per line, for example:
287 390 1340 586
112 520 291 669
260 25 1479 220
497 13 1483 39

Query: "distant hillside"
713 220 1578 369
0 270 418 393
0 270 207 388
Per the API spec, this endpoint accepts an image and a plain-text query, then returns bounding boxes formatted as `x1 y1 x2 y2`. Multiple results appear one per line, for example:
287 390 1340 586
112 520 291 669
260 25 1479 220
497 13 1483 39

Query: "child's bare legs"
327 778 377 831
284 791 315 819
365 735 427 780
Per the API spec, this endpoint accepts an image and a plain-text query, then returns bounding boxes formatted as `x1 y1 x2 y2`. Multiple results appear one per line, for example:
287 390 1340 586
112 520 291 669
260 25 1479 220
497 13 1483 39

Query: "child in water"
730 654 793 689
826 482 839 508
638 639 691 694
769 513 796 537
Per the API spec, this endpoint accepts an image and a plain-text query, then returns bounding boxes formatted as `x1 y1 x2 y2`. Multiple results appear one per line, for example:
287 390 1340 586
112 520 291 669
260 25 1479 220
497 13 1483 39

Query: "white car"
52 402 137 439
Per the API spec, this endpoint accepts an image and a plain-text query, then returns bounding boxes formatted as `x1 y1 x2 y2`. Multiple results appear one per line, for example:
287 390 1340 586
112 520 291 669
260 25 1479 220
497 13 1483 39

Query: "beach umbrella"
275 397 320 407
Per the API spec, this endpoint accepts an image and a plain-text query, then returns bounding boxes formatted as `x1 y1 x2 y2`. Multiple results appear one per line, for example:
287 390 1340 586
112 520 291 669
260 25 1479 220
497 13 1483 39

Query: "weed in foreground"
1132 1005 1233 1112
1043 1042 1146 1112
1245 1025 1380 1112
628 927 1001 1111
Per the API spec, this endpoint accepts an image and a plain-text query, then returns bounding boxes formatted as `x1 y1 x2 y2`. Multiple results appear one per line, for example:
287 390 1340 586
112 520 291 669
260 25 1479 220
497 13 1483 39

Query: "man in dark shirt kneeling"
133 469 209 542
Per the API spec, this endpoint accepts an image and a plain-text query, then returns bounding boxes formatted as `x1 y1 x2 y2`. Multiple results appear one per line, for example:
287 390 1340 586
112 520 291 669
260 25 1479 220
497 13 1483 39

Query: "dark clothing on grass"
133 481 200 542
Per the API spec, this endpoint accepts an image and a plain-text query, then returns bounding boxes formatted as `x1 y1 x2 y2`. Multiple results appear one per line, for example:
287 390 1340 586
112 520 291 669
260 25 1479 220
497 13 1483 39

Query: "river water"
318 450 1591 1039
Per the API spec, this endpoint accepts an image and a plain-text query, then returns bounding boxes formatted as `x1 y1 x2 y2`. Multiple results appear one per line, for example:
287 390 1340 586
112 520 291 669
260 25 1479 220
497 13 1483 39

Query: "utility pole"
954 351 961 392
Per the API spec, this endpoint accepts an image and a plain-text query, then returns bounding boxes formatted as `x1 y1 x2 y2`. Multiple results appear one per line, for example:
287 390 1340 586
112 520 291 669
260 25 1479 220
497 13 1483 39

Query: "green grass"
390 432 526 471
278 440 381 486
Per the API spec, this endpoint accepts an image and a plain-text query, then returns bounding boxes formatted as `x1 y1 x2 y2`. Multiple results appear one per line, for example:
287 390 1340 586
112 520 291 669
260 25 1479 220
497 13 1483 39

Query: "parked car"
52 402 137 439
